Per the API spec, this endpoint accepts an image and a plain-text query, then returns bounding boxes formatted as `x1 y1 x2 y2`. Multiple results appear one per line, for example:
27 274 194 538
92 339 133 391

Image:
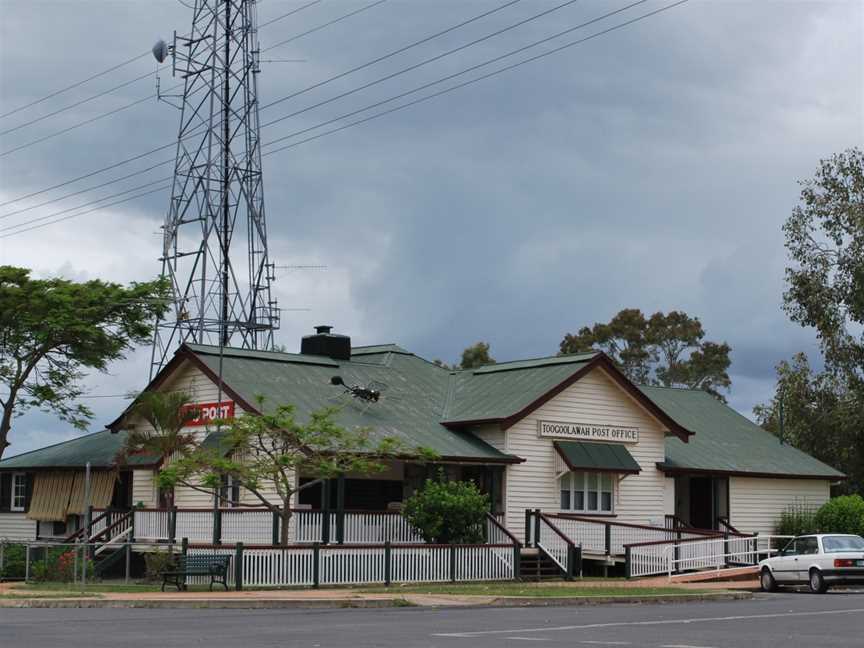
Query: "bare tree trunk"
280 505 292 546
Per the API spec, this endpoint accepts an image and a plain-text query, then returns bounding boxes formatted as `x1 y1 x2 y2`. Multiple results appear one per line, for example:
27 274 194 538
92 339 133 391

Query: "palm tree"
116 391 200 509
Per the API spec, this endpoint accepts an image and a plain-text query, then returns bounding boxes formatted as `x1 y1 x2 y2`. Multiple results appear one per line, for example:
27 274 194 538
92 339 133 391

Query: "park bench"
161 554 231 592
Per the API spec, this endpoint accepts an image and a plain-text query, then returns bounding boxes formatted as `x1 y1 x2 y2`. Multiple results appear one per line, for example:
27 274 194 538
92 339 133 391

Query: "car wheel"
808 569 828 594
760 568 778 592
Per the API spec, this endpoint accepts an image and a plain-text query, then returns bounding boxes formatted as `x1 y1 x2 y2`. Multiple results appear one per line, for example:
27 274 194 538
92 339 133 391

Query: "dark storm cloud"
1 0 862 454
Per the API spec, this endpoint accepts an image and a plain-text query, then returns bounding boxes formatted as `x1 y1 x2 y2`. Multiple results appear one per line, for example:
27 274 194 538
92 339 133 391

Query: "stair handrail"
63 509 113 543
716 516 744 536
534 511 581 579
485 512 520 547
88 511 133 544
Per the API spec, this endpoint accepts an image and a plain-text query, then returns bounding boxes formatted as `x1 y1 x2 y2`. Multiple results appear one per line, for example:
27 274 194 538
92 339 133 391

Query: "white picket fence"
186 542 516 588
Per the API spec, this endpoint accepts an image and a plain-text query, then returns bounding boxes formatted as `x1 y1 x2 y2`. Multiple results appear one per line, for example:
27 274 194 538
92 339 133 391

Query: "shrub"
0 543 26 579
402 472 489 544
776 501 818 536
143 549 176 582
814 495 864 536
29 547 93 582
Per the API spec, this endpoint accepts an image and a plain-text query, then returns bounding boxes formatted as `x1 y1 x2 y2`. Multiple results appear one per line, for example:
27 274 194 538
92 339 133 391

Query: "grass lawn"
359 582 711 597
0 591 101 599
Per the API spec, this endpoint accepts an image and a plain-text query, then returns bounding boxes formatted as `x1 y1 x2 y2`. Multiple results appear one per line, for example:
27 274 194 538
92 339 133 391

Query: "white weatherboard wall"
504 367 670 542
0 512 37 541
126 359 286 509
729 477 831 536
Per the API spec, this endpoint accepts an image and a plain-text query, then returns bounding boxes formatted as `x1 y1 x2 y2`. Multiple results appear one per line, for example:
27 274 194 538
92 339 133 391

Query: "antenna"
149 1 278 377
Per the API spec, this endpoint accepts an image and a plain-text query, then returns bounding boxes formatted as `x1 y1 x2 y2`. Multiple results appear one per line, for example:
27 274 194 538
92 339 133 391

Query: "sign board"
181 401 235 427
538 420 639 444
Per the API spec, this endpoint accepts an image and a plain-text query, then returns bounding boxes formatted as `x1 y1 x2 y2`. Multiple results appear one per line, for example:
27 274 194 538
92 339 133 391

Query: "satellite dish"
152 39 169 64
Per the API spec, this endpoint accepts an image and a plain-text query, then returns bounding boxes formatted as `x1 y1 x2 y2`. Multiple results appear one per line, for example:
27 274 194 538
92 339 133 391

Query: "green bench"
161 554 231 592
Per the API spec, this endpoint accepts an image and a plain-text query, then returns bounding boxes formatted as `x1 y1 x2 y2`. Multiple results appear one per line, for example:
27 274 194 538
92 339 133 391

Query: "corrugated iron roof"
0 429 157 470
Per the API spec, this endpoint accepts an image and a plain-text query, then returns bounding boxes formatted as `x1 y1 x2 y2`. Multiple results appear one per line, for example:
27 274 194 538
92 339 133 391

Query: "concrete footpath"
0 580 753 609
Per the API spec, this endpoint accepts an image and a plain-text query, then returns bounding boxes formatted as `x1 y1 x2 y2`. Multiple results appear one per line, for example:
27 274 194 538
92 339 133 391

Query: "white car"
759 534 864 593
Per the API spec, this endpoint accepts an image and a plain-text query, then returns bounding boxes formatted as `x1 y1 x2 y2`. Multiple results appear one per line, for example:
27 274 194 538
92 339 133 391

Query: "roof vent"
301 325 351 361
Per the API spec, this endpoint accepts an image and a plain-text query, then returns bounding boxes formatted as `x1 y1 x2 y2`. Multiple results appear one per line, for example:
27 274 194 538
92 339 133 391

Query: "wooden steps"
519 548 564 581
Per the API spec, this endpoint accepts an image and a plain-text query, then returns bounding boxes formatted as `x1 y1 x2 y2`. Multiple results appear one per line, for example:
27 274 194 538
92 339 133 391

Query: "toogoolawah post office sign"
538 420 639 444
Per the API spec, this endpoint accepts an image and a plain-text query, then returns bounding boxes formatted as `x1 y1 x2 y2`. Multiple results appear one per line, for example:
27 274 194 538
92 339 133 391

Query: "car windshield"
821 535 864 553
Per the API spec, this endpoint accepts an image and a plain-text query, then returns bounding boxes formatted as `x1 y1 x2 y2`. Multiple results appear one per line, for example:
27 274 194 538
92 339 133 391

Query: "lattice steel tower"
150 0 278 377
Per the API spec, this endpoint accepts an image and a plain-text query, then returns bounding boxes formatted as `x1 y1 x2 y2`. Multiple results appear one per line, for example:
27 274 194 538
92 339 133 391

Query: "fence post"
321 480 330 545
169 506 177 543
566 543 576 581
384 541 392 586
181 537 188 591
524 510 532 546
604 523 612 555
125 543 131 584
513 542 521 581
312 542 320 588
723 528 729 568
625 545 632 579
272 510 280 545
674 530 681 572
449 544 456 583
213 508 222 545
25 544 30 582
234 542 244 591
533 509 541 548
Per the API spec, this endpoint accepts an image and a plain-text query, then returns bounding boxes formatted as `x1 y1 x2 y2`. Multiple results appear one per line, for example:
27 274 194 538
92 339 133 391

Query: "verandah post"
321 481 331 545
566 543 576 581
272 510 280 545
384 541 392 586
169 506 177 543
336 474 345 545
234 542 244 591
213 508 222 545
513 542 521 581
604 523 612 555
533 509 541 548
524 509 532 546
625 545 632 579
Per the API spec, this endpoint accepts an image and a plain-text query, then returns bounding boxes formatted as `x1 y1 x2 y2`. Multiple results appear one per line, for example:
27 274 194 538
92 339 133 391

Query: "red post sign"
182 401 235 427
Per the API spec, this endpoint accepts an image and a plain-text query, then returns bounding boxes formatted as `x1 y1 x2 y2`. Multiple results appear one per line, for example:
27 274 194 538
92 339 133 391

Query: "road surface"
2 591 863 647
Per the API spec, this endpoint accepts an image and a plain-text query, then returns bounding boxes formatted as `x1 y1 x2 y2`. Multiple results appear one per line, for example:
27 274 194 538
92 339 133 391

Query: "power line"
0 183 170 238
258 0 323 29
0 51 150 121
0 0 324 154
0 0 522 204
261 0 524 111
264 0 651 150
0 70 155 138
260 0 584 131
264 0 692 158
0 0 691 240
262 0 387 52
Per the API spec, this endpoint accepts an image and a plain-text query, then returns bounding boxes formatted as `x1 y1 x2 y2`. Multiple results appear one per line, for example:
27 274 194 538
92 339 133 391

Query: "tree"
754 353 863 496
559 308 732 399
459 342 496 370
783 148 864 386
0 266 170 458
141 395 435 545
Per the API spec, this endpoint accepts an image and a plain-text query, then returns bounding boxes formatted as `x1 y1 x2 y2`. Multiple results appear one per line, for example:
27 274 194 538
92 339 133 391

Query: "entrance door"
689 477 714 530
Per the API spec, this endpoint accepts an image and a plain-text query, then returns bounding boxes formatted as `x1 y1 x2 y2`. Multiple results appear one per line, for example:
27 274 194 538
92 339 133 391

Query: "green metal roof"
555 440 641 474
442 355 597 423
0 429 157 470
187 344 519 463
640 386 845 479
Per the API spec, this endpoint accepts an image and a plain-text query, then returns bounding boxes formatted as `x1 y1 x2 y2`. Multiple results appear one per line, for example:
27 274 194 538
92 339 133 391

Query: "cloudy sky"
0 0 862 456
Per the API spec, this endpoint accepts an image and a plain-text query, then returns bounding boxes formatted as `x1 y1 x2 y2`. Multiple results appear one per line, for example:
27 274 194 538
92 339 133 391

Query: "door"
796 536 820 581
772 538 801 583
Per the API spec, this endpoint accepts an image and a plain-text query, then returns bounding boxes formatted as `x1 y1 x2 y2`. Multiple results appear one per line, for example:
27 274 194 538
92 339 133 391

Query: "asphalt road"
2 591 863 648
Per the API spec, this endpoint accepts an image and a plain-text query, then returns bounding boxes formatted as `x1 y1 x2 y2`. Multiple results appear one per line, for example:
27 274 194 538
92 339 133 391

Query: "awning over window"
554 441 641 475
26 470 116 521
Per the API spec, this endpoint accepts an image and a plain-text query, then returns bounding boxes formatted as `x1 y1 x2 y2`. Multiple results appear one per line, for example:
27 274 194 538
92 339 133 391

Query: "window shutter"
24 472 34 512
0 473 11 512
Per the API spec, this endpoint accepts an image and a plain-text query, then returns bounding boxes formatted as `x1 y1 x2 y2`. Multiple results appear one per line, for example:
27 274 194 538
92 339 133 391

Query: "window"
11 473 26 511
798 537 820 555
559 471 613 514
219 475 240 507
